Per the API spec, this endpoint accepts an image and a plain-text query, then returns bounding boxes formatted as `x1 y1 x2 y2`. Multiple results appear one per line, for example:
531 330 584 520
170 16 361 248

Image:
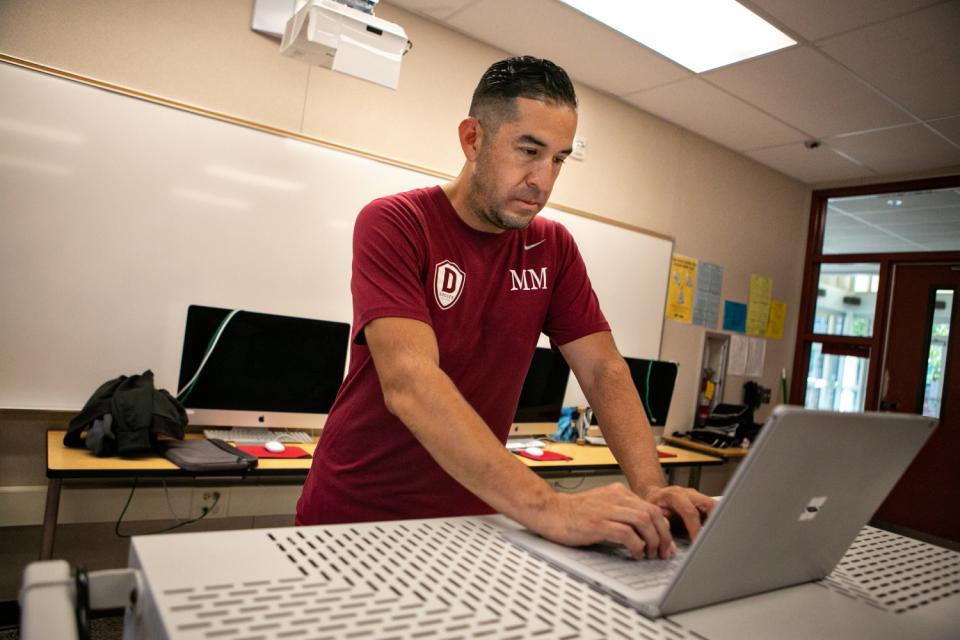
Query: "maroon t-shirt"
296 186 609 525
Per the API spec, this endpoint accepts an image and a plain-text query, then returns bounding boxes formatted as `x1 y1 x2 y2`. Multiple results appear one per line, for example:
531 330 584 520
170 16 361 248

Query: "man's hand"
534 483 676 560
641 486 717 540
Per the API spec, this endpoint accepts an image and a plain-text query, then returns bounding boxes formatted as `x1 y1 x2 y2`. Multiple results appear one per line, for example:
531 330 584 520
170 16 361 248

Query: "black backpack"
64 370 187 456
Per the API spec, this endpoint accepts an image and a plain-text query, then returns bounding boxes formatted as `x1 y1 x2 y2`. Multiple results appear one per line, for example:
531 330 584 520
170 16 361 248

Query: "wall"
0 0 811 428
0 0 810 602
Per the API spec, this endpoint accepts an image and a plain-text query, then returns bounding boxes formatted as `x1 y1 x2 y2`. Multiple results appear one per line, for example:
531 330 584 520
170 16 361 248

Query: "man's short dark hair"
469 56 577 132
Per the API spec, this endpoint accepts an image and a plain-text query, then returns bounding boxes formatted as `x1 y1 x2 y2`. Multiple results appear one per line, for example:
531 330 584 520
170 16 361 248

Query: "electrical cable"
553 477 586 491
161 479 183 523
176 308 242 402
115 477 221 538
644 362 656 424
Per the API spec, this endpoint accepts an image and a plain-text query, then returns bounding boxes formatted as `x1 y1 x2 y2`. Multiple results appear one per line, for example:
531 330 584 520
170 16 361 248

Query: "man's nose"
525 158 554 192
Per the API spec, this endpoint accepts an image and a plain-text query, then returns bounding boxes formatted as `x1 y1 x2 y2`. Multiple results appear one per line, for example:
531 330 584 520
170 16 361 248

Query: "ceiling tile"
387 0 955 179
816 0 960 120
745 142 875 183
385 0 480 20
930 115 960 146
624 78 805 151
443 0 691 96
745 0 940 41
705 46 912 138
829 124 960 174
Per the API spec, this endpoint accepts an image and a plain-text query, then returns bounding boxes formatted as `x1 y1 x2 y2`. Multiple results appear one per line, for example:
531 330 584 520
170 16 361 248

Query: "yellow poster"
747 274 772 336
666 254 698 323
766 299 787 339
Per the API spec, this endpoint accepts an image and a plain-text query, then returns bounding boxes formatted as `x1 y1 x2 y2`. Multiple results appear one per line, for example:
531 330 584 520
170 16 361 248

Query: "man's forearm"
581 359 666 497
381 357 560 528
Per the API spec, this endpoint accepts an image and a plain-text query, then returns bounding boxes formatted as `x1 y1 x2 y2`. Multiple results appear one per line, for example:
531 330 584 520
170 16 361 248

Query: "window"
814 263 879 338
823 188 960 255
791 175 960 412
805 342 868 412
923 290 954 419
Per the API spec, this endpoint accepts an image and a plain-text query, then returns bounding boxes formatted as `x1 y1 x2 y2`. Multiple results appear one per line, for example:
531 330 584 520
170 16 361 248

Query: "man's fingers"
678 491 718 539
692 492 717 515
674 501 703 539
613 504 671 559
649 487 717 540
609 487 678 558
605 521 647 559
644 505 673 558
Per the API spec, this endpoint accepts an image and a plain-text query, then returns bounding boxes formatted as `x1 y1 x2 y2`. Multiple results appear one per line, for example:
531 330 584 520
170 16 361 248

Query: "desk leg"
40 478 62 560
688 466 702 491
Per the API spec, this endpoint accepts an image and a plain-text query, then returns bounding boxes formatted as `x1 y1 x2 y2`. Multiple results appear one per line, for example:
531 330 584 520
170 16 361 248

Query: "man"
297 56 714 559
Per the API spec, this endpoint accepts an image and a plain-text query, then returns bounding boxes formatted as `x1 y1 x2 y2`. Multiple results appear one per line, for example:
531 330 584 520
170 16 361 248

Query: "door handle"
878 368 896 411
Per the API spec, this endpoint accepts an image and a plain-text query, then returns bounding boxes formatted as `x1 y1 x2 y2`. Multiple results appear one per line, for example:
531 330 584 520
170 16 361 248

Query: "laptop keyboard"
559 542 688 590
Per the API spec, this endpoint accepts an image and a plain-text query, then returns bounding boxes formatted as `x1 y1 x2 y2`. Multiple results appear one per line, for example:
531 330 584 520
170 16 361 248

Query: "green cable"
645 363 655 424
178 310 240 404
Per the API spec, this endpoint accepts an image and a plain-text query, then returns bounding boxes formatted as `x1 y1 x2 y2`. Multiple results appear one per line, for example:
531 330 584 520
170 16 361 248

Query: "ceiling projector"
279 0 409 89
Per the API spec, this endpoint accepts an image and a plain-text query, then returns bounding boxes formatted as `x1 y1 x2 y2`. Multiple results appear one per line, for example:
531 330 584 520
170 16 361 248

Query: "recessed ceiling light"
556 0 796 73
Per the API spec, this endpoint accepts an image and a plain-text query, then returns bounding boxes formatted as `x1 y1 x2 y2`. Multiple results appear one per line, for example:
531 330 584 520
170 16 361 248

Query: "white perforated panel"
136 517 702 639
129 517 960 639
819 526 960 614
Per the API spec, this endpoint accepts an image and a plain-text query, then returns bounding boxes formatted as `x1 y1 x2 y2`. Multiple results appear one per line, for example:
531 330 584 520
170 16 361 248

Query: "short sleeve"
542 224 610 346
351 197 433 344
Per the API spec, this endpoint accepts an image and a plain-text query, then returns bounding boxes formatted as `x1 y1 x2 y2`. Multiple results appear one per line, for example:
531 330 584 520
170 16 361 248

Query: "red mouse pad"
657 450 677 458
236 445 311 459
516 449 572 461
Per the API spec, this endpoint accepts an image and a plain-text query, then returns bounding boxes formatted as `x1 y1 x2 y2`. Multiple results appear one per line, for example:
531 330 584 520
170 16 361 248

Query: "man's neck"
441 176 504 235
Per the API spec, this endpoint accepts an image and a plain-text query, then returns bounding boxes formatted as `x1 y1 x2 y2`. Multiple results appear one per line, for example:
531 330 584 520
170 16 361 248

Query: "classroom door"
873 263 960 543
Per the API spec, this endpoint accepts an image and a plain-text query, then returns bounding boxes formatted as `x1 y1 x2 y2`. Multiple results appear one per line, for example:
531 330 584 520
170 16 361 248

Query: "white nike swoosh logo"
524 239 546 251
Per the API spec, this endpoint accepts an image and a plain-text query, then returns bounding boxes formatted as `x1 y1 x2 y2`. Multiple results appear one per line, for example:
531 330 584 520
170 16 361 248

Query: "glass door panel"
805 342 869 412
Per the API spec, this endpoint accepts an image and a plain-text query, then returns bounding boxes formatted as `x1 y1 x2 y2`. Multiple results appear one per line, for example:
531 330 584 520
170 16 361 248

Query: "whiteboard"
0 60 672 410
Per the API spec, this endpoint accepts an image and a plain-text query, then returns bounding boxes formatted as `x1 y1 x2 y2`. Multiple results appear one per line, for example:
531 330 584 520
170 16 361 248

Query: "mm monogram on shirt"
509 267 549 291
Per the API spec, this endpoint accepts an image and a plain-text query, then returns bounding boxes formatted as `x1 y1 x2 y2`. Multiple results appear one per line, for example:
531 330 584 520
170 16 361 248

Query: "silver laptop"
501 406 937 618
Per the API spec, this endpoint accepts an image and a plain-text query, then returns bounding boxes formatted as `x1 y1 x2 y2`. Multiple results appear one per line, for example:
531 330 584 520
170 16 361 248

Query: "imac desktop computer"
583 357 679 443
509 347 572 437
177 305 350 433
621 357 679 428
507 350 678 438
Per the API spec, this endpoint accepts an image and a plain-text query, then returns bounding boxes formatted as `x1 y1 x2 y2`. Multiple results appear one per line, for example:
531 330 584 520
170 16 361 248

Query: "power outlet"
190 487 230 519
570 136 587 161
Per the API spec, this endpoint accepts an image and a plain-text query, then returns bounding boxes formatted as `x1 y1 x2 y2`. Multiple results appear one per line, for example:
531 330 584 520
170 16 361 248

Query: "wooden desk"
43 431 319 561
43 431 721 560
515 441 722 481
660 434 750 459
46 432 319 476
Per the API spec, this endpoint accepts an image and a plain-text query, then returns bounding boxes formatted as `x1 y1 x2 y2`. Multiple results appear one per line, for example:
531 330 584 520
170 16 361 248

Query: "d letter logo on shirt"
434 260 466 310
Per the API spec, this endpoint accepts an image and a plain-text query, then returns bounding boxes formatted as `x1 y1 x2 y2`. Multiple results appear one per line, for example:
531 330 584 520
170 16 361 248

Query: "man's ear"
458 117 483 162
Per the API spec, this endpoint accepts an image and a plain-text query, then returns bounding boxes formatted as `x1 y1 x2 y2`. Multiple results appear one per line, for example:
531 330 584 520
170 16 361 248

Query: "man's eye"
520 147 538 156
554 156 567 165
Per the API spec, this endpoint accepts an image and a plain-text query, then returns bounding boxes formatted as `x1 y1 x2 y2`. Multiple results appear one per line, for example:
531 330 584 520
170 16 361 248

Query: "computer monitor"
177 305 350 430
510 347 571 436
621 357 678 427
